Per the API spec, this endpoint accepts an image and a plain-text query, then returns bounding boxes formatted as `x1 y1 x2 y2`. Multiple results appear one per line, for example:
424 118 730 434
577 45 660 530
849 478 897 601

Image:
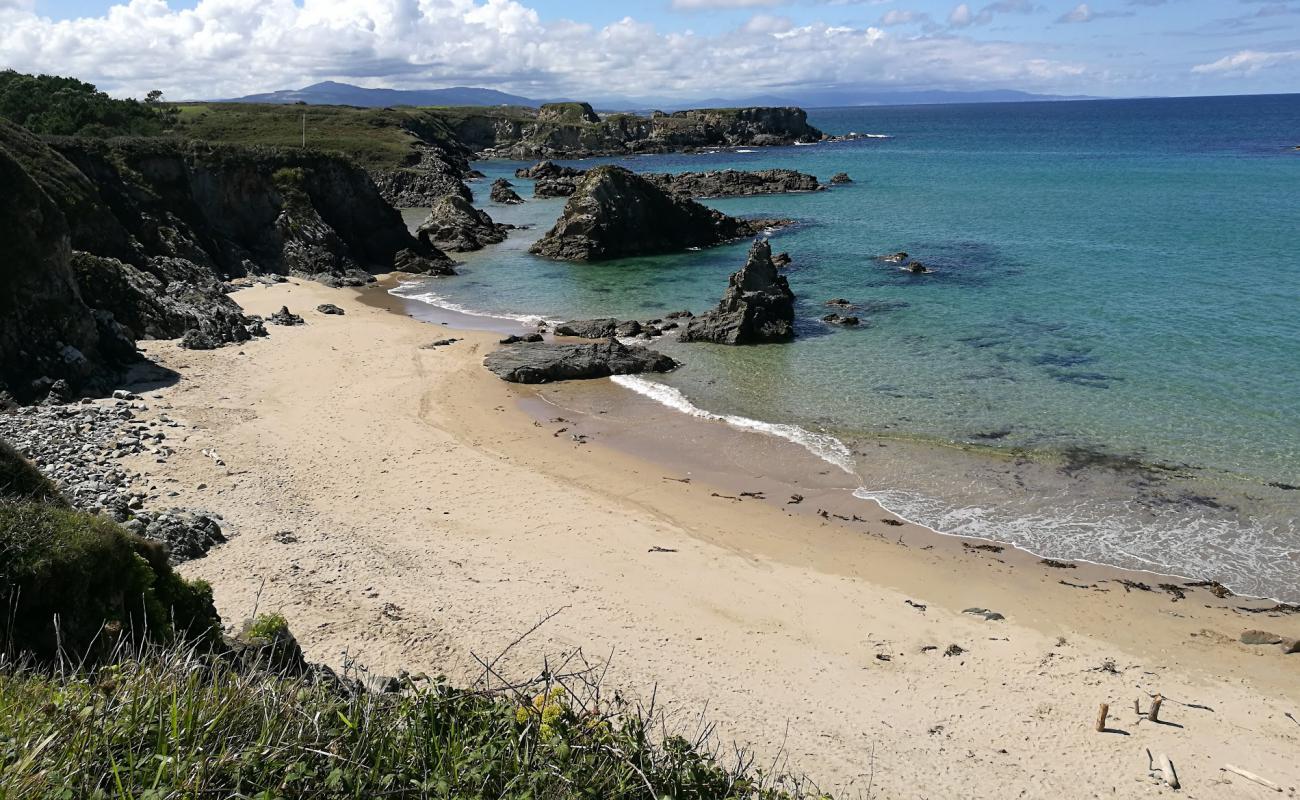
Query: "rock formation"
0 116 449 401
679 239 796 345
416 194 509 252
554 319 643 338
830 172 853 184
468 106 823 160
489 178 524 205
529 166 788 262
483 339 678 383
515 163 821 199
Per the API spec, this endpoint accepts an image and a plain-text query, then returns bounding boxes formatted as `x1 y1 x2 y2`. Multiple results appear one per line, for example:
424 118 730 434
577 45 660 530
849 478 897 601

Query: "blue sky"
3 0 1299 101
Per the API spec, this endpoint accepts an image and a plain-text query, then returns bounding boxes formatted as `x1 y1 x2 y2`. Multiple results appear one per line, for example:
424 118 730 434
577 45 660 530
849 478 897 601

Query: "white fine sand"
127 280 1300 799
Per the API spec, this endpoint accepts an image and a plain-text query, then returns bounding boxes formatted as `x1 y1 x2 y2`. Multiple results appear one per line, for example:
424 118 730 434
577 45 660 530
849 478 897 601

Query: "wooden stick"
1095 703 1109 732
1148 694 1163 723
1158 753 1179 789
1223 764 1283 792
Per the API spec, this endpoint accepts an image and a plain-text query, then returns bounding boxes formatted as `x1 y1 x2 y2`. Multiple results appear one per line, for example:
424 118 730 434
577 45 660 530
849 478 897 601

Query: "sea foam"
610 375 857 474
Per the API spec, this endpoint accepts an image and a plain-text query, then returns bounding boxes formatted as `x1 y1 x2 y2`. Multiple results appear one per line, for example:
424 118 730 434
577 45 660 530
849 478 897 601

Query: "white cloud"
1059 3 1093 22
671 0 784 9
0 0 1091 101
880 9 924 26
948 3 974 26
948 0 1036 28
1191 49 1300 75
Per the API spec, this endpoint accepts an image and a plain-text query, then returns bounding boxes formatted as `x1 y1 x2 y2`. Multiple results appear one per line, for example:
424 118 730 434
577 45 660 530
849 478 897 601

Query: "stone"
529 166 788 262
830 172 853 184
906 261 931 274
484 339 678 383
1240 630 1284 645
416 194 509 253
316 304 346 316
554 319 621 339
822 313 860 326
269 306 305 326
679 239 796 345
772 252 792 268
498 333 544 344
1282 638 1300 654
489 178 525 205
393 247 457 277
963 608 1005 621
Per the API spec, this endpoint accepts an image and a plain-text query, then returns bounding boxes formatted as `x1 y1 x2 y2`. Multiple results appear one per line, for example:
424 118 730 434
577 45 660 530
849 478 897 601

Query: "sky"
1 0 1298 103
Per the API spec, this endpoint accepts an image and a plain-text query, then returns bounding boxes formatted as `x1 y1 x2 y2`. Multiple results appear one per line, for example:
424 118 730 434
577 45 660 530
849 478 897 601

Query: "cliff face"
458 106 823 160
0 119 450 402
0 130 134 403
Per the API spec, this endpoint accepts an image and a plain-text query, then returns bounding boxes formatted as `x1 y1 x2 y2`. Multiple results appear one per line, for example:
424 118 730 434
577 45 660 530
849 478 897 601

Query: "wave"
609 375 857 474
390 281 561 326
854 487 1298 603
734 149 756 153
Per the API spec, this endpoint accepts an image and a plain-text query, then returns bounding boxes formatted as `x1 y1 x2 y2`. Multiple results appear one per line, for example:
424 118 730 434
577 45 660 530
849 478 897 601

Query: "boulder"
822 313 860 326
772 252 792 268
394 247 456 277
830 172 853 184
1240 630 1284 645
534 177 582 198
416 194 509 253
484 339 678 383
529 166 787 262
906 261 931 274
516 161 585 180
269 306 304 326
316 304 345 316
489 178 525 205
499 333 544 344
554 319 644 339
679 239 796 345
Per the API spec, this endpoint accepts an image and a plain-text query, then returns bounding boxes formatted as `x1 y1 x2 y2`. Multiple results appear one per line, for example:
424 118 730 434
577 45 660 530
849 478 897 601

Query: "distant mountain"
225 81 540 108
596 88 1100 112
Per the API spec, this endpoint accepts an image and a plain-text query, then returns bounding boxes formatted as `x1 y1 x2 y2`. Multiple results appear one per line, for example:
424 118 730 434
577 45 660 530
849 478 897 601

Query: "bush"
0 439 66 505
0 501 220 661
0 70 174 137
0 645 829 799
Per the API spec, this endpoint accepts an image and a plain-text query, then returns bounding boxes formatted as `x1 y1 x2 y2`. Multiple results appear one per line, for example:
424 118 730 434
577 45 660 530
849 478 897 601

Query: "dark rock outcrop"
269 306 304 326
484 339 677 383
830 172 853 184
554 319 643 339
679 239 796 345
0 127 136 403
370 143 475 208
489 178 524 205
645 169 821 198
529 166 787 262
316 304 345 315
416 194 509 252
822 313 860 326
516 163 821 199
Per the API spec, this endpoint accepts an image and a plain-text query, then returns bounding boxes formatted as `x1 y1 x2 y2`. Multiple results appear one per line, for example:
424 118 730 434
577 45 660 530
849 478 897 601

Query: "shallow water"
396 95 1300 601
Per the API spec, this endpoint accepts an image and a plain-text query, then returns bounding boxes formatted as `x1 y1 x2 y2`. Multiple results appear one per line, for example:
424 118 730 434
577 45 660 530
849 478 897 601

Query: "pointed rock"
679 239 796 345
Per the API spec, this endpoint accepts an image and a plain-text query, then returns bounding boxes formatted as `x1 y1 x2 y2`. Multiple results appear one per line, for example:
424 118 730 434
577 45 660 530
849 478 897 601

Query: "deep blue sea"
397 95 1300 601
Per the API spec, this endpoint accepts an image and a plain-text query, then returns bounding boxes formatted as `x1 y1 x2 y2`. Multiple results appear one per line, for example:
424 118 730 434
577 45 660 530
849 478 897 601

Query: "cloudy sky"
2 0 1298 102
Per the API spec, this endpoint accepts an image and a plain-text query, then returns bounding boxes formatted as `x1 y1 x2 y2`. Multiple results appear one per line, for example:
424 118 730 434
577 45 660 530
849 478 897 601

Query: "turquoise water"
397 95 1300 600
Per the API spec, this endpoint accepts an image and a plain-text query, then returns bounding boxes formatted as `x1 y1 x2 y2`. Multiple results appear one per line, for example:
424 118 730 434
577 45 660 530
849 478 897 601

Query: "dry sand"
128 280 1299 799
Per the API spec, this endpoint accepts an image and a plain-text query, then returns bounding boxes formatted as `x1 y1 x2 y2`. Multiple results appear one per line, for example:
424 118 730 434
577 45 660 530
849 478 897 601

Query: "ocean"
395 94 1300 601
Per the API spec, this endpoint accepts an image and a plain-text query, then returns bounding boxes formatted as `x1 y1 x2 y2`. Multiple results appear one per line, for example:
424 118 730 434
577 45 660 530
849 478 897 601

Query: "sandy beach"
128 279 1299 799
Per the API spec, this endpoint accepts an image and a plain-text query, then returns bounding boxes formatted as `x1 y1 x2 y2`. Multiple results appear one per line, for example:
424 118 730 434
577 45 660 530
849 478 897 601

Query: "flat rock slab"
484 339 677 384
1240 629 1284 645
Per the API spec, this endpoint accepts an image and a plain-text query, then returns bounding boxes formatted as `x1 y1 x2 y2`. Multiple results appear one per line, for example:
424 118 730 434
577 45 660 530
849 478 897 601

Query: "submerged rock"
484 339 677 383
906 261 931 274
830 172 853 184
416 194 509 252
680 239 796 345
822 313 860 326
489 178 525 205
529 166 787 262
554 318 644 339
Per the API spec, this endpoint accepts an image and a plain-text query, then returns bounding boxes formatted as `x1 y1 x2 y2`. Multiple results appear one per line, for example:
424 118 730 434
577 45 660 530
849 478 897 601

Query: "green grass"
0 500 220 662
0 643 829 799
171 103 487 169
0 439 65 506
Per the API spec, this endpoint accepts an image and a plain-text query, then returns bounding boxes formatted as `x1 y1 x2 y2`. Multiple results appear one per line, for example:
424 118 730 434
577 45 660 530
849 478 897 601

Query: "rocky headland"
0 117 449 404
528 166 789 262
465 104 823 160
680 239 797 344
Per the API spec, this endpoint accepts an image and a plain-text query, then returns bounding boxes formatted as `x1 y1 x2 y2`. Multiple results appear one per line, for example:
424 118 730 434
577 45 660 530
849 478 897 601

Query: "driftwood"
1223 764 1283 792
1095 703 1109 732
1158 753 1179 789
1148 694 1163 723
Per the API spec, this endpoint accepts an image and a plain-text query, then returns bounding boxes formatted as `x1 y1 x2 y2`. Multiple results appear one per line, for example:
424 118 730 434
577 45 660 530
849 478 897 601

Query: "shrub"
0 501 220 661
0 439 66 505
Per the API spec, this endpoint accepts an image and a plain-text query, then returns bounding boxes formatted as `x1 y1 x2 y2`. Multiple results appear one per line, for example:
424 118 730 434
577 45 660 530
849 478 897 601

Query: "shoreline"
134 279 1300 797
378 274 1299 605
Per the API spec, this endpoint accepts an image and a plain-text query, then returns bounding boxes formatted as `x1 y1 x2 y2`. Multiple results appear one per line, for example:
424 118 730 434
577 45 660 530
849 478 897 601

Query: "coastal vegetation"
0 70 176 137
